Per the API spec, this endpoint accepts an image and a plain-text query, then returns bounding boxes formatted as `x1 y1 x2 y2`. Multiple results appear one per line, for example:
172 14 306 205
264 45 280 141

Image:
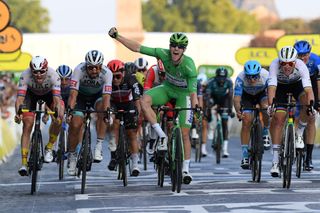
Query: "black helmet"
124 62 137 75
216 67 228 77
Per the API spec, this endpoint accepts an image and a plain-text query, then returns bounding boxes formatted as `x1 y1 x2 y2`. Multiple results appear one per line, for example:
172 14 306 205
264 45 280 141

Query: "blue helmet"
56 65 72 78
244 60 261 75
294 40 311 54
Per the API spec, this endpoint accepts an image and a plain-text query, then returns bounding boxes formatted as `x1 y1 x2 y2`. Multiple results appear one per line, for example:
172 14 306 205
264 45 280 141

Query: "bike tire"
58 128 66 180
30 131 40 195
296 149 303 178
175 128 183 193
253 121 263 182
118 126 127 187
283 125 294 189
80 126 90 194
157 151 165 187
142 121 148 171
195 124 202 163
169 135 176 192
215 124 222 164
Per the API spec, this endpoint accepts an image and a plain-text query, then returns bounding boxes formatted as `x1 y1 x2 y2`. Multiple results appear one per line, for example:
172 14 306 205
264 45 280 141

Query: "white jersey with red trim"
70 62 113 96
268 58 312 88
17 67 61 97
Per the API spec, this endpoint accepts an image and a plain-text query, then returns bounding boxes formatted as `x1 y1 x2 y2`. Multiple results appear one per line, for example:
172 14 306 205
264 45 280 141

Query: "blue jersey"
234 68 269 97
306 53 320 76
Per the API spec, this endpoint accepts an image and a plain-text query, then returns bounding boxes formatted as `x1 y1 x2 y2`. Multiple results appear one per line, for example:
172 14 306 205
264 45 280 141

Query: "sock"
21 148 28 166
46 133 58 150
131 153 139 164
152 123 166 138
296 120 307 137
272 144 281 163
241 145 248 158
183 159 190 173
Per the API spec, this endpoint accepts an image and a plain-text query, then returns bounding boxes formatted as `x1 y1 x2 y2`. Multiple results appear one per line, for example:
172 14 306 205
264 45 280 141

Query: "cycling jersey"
111 73 141 103
306 53 320 76
139 46 197 128
207 77 233 97
234 68 268 97
70 62 112 96
140 46 197 93
144 64 164 90
268 58 311 88
17 67 61 97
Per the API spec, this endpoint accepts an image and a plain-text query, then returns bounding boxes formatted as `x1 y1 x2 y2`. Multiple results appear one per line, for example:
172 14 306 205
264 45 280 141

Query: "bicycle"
19 100 56 195
141 119 148 171
191 116 203 163
166 107 200 193
240 105 265 182
211 107 231 164
74 105 106 194
108 108 137 187
272 93 311 189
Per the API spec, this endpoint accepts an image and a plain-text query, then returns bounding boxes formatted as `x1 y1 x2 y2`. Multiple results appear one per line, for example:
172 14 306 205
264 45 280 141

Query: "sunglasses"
245 74 260 80
170 43 186 49
113 74 123 80
280 61 295 67
32 70 46 75
298 53 309 58
87 65 101 70
138 68 146 72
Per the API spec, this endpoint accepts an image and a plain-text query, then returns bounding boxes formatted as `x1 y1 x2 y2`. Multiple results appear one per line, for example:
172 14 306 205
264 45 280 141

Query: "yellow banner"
0 50 21 61
276 34 320 54
0 52 32 72
235 47 278 66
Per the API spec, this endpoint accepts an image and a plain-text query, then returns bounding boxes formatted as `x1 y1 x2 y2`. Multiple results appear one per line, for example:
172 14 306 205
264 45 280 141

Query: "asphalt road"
1 127 320 212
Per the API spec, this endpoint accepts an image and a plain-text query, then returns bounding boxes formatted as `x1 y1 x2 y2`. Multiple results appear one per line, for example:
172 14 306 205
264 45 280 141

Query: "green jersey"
140 46 197 94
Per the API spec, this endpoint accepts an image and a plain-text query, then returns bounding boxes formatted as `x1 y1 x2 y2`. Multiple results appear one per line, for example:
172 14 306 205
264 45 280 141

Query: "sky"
41 0 320 33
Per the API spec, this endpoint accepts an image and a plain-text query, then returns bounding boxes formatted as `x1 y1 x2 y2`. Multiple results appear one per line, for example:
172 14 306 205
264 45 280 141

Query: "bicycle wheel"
174 128 183 193
195 124 202 163
296 149 303 178
80 125 90 194
30 131 40 195
157 151 165 187
283 125 294 189
252 121 263 182
214 124 222 164
118 126 127 187
142 121 148 171
58 128 66 180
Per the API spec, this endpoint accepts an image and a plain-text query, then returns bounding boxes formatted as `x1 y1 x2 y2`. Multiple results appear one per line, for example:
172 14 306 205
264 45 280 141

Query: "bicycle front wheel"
252 122 263 182
80 126 91 194
142 121 148 171
195 124 202 163
175 128 183 193
58 128 66 180
283 125 294 189
214 124 222 164
118 126 127 187
30 131 41 195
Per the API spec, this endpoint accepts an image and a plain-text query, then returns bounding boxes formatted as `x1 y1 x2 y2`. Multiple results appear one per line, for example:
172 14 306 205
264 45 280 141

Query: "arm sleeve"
299 62 312 88
17 71 28 97
51 71 61 97
234 77 243 97
70 67 81 91
187 60 198 93
102 69 113 95
267 60 278 87
140 46 160 58
130 75 141 100
144 67 155 90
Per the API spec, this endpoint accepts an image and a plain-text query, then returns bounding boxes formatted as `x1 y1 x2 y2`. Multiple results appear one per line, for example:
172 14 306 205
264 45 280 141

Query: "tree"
270 18 310 34
309 18 320 34
142 0 260 33
5 0 50 33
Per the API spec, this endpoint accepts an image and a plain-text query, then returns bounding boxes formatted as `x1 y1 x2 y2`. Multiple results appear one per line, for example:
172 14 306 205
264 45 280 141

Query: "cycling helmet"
170 32 188 47
244 60 261 75
107 59 125 73
278 46 297 62
294 40 312 54
29 56 48 71
134 57 148 70
216 67 228 77
85 50 104 66
125 62 137 74
56 65 72 78
197 73 208 86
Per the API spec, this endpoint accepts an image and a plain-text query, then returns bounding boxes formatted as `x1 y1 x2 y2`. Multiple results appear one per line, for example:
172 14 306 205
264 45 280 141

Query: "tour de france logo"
0 0 32 71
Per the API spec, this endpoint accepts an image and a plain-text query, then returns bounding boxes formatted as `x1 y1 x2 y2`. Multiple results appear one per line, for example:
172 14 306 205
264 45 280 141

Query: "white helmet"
197 73 207 86
279 46 297 62
134 57 148 70
85 50 104 66
29 56 48 71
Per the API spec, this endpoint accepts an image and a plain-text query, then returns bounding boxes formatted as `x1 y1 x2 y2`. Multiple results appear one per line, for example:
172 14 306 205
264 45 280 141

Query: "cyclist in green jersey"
108 27 199 184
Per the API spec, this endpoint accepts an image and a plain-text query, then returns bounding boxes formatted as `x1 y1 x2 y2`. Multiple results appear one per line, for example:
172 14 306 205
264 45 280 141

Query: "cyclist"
206 67 234 158
56 65 72 106
268 46 314 177
294 40 320 171
193 72 208 156
109 27 199 184
66 50 112 176
143 59 167 155
14 56 64 176
106 59 141 176
233 60 269 169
